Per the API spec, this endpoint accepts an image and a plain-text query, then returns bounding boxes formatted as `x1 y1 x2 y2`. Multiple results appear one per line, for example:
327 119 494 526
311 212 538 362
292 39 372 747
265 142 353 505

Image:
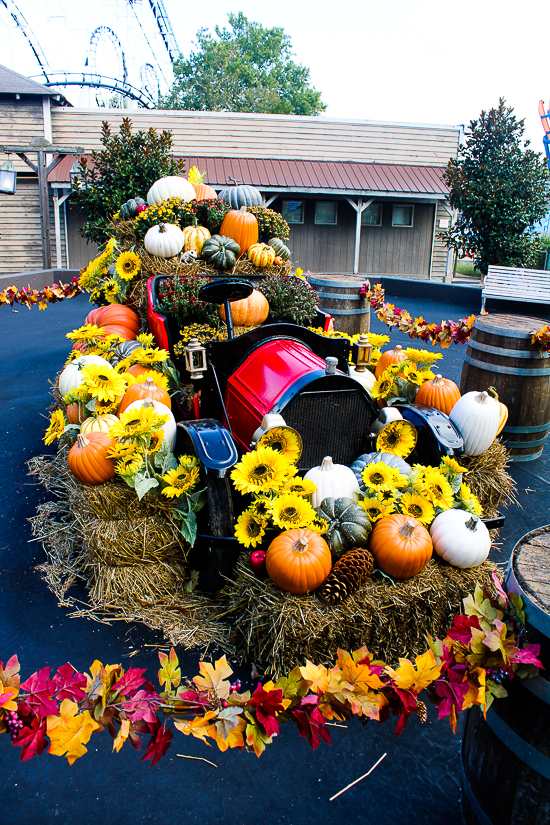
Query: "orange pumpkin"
218 289 269 327
117 376 171 415
266 528 332 594
193 182 218 200
66 402 85 424
126 364 158 379
369 514 432 578
182 223 211 255
100 323 138 341
273 255 285 266
374 345 409 379
415 374 461 415
68 432 117 485
85 305 140 335
248 243 276 268
219 206 258 253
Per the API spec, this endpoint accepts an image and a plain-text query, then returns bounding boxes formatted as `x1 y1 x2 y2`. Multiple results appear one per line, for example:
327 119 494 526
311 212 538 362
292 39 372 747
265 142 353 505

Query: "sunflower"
132 371 169 390
376 420 417 459
231 447 290 494
361 461 396 492
369 349 381 366
115 250 141 281
132 347 170 365
390 468 410 488
147 431 164 453
398 492 435 526
137 333 154 348
80 364 128 403
401 364 425 385
178 454 200 470
104 279 119 302
234 512 266 548
420 467 455 510
377 488 397 504
417 370 436 385
308 515 329 535
116 454 144 477
110 407 169 440
358 497 393 522
366 333 390 348
107 442 139 460
370 375 394 401
280 477 317 497
271 493 316 529
258 427 302 463
161 464 200 498
43 409 66 445
404 348 443 366
440 456 468 476
66 324 104 341
459 482 483 516
249 497 273 520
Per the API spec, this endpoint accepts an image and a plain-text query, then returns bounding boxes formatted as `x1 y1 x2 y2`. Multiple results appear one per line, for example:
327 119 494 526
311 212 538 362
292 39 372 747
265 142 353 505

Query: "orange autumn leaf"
339 654 385 693
386 650 442 693
86 660 123 707
462 667 486 710
245 719 273 758
0 683 19 712
158 648 181 692
193 656 233 700
206 715 247 752
112 718 131 753
298 661 329 694
47 699 102 764
173 710 217 742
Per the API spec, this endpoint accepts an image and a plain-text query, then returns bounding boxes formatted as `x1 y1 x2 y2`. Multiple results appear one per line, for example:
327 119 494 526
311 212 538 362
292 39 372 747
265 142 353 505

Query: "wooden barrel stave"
308 275 370 336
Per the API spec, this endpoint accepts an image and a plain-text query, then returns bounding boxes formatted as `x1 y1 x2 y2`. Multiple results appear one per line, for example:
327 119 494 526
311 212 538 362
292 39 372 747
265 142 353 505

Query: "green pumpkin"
201 234 241 270
268 237 291 261
350 451 411 492
315 496 372 558
108 339 144 365
119 198 147 220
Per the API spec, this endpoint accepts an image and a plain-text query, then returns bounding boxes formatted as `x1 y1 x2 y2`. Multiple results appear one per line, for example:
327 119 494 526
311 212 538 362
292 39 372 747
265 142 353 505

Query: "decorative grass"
462 441 517 518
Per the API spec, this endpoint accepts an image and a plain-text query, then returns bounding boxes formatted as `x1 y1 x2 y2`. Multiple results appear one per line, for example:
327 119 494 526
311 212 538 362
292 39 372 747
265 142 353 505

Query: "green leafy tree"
71 118 185 244
160 12 326 116
441 99 550 276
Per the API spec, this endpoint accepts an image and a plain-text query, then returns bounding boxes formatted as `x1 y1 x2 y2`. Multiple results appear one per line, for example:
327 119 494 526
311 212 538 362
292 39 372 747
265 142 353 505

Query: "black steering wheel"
198 279 254 339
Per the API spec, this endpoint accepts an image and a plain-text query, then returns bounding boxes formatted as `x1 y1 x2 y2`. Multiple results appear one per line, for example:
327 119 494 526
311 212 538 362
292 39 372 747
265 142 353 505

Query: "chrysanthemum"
80 364 127 403
234 512 266 548
358 497 393 522
259 426 302 463
420 467 455 510
249 496 273 520
370 375 394 401
116 454 144 477
440 456 468 476
161 464 200 498
231 447 290 494
66 324 104 341
361 461 396 491
459 482 483 516
115 250 141 281
43 409 66 445
271 493 316 529
131 347 170 365
376 420 417 459
398 492 435 526
280 477 317 497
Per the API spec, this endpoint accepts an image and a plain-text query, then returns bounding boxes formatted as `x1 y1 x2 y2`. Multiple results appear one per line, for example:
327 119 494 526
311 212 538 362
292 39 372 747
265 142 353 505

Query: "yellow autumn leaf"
158 648 181 691
462 667 486 710
173 710 217 742
112 718 131 753
245 720 273 757
193 656 233 700
386 650 442 692
339 655 385 693
206 716 247 752
47 699 102 764
298 661 329 694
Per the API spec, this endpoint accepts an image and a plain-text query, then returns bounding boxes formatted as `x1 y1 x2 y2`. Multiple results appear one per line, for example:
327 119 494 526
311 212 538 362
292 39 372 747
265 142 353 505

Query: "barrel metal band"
474 321 537 340
463 354 550 376
468 339 549 359
316 291 362 301
507 450 544 461
485 706 550 780
502 423 550 433
459 760 494 825
522 675 550 705
505 554 550 637
502 435 549 448
325 308 370 316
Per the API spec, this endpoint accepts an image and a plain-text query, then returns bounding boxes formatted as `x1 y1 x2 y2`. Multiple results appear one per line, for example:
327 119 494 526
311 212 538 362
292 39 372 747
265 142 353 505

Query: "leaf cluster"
247 206 290 243
157 273 220 329
258 273 318 325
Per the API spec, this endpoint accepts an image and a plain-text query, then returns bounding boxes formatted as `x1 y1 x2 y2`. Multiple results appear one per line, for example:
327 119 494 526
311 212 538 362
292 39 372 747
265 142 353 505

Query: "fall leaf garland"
0 575 542 765
0 277 83 310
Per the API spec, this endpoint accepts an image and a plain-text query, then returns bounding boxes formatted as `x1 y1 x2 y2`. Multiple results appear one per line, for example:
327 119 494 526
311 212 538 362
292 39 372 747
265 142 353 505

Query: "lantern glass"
0 161 16 195
355 334 372 372
184 337 207 379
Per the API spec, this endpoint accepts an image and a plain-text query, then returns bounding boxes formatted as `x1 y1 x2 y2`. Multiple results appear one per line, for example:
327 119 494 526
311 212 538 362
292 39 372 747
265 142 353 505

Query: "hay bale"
462 441 517 517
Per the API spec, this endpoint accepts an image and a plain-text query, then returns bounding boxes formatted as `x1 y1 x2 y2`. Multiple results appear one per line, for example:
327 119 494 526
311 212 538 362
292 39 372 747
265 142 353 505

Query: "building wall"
66 204 99 270
0 95 47 173
0 177 42 274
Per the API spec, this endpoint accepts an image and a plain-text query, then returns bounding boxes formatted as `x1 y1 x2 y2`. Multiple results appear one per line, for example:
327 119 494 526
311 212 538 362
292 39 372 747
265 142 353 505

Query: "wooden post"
345 197 373 275
37 151 52 269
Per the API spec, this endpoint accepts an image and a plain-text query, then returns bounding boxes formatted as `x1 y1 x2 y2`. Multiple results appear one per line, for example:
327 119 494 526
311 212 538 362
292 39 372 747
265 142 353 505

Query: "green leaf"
449 473 462 494
134 474 159 501
176 510 197 547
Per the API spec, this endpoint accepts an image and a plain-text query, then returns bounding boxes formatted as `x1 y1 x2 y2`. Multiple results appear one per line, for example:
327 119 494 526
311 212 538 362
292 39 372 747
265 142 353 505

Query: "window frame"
392 204 415 228
314 200 338 225
361 202 383 227
281 200 305 224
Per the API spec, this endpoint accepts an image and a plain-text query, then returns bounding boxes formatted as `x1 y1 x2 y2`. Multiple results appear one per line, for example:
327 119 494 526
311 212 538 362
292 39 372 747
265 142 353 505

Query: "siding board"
0 178 42 274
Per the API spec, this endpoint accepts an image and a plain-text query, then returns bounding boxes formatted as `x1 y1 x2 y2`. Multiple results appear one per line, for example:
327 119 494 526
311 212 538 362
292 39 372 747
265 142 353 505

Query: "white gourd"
430 509 491 568
147 176 196 206
80 414 119 435
124 398 177 452
449 390 500 456
58 355 111 398
144 223 185 259
304 456 360 509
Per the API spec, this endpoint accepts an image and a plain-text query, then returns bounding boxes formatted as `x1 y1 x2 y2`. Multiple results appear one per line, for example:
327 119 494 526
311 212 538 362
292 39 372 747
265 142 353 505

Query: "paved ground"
1 290 549 825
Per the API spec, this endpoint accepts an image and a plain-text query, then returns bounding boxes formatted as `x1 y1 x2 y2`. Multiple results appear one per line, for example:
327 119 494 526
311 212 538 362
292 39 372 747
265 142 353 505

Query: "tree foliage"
441 99 550 276
159 12 326 116
71 118 185 245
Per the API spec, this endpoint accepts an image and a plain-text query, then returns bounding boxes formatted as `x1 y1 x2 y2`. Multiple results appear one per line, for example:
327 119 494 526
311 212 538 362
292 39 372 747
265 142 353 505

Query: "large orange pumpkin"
218 289 269 327
369 514 432 578
374 345 409 379
219 206 258 253
266 528 332 595
68 432 116 485
85 305 140 335
415 374 461 415
100 323 138 341
117 375 171 415
193 182 218 200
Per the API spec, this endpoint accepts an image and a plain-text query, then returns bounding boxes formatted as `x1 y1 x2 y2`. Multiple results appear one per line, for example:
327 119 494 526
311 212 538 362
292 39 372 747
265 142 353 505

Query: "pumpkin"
273 256 285 266
488 387 509 436
123 398 176 452
147 176 195 206
449 391 500 456
99 323 138 342
315 497 372 558
182 223 211 255
80 414 119 435
218 181 263 209
248 243 276 268
193 183 218 200
119 197 146 220
66 402 85 424
414 374 461 415
219 206 258 253
201 235 241 270
268 237 291 261
59 355 111 397
350 451 411 492
304 456 360 509
108 339 143 365
265 528 331 595
68 432 117 485
369 514 432 578
85 304 140 335
126 364 158 379
117 376 171 416
374 345 409 379
144 223 185 258
430 509 491 568
218 289 269 327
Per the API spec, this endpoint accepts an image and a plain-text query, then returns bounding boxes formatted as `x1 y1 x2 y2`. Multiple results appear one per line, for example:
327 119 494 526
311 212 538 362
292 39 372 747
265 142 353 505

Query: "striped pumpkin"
218 182 263 209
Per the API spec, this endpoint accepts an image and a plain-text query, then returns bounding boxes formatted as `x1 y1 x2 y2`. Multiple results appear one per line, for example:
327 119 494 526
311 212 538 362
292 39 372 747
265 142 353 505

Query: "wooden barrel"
308 275 370 336
460 314 550 461
461 525 550 825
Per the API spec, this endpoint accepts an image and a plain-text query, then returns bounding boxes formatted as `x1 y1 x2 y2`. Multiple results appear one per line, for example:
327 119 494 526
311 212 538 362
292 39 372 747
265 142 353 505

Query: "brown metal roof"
0 64 70 103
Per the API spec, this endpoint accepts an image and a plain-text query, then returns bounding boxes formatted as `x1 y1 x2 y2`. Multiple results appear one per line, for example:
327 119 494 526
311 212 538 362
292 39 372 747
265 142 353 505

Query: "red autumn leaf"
510 644 544 668
434 670 469 722
128 719 150 752
384 685 418 737
52 664 88 702
249 683 284 738
121 690 160 724
12 717 48 761
141 721 173 766
292 696 332 750
447 615 481 644
0 655 21 690
20 668 57 717
112 668 150 698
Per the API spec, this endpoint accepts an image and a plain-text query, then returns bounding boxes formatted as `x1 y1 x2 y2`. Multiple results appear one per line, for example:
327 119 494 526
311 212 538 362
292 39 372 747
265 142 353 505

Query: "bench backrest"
482 265 550 309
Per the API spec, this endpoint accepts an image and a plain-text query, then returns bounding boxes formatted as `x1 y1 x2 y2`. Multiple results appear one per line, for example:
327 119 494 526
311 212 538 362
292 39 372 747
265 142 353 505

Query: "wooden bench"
481 265 550 312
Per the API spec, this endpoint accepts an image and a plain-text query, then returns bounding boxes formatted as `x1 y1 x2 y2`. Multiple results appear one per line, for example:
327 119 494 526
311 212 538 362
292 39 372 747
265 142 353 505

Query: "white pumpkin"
58 354 111 398
80 414 119 435
147 176 196 206
430 509 491 568
449 390 500 456
124 398 177 452
144 223 185 259
304 456 360 509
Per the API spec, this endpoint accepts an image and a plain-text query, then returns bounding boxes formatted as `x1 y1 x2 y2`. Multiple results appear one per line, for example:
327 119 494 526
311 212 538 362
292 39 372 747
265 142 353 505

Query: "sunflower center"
371 472 384 485
246 521 262 538
408 503 422 518
250 463 272 482
281 506 299 520
270 440 284 451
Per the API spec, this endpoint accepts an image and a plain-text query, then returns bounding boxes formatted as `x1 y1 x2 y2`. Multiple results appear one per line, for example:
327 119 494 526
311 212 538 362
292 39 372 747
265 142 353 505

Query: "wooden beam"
344 197 373 275
37 151 51 269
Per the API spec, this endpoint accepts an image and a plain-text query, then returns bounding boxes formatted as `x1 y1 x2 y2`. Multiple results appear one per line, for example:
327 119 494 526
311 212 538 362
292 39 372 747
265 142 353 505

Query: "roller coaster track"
39 71 156 107
146 0 180 63
0 0 50 80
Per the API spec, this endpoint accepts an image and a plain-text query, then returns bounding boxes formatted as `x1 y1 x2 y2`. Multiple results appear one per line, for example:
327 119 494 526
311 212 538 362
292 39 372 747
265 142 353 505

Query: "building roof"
0 64 70 103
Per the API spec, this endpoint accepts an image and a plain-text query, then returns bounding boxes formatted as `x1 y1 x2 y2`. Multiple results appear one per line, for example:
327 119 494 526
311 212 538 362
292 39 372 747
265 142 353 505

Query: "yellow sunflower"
66 324 104 341
80 364 128 403
161 464 200 498
377 488 397 504
107 442 139 460
401 364 425 385
370 375 394 401
280 477 317 497
43 409 66 445
420 467 455 510
366 333 390 348
231 447 290 494
398 492 435 526
110 407 169 440
376 420 417 459
249 496 273 520
116 454 144 477
258 427 302 463
132 347 170 365
459 482 483 516
147 431 164 453
370 349 381 366
115 250 141 281
361 461 395 491
137 333 154 347
178 454 200 470
271 493 316 529
308 515 329 535
440 456 468 476
358 497 393 522
104 280 119 302
390 468 410 488
404 348 443 366
132 371 169 390
234 512 266 548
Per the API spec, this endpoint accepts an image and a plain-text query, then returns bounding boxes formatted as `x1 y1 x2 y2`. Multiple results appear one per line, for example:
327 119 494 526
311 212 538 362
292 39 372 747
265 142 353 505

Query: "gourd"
59 355 111 397
68 432 117 485
117 376 171 416
123 398 176 452
218 181 263 209
488 387 509 436
414 374 461 415
66 402 85 424
218 289 269 327
108 339 143 365
147 176 195 206
248 243 276 268
80 414 119 435
265 528 331 595
369 514 433 578
219 206 259 253
304 456 360 508
144 223 185 258
350 451 411 492
268 237 291 261
182 224 211 255
85 304 140 336
201 235 241 270
449 391 500 456
119 197 146 220
430 509 491 568
374 345 409 379
315 497 372 558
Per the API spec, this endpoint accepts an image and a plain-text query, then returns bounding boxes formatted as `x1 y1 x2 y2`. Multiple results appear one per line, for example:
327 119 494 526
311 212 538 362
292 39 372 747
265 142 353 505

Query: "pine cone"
320 547 375 604
416 701 428 724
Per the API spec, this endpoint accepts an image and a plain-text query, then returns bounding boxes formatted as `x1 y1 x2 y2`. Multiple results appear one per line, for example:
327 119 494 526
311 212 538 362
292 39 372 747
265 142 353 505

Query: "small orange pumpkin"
68 432 117 485
415 374 461 415
66 402 85 424
248 243 276 268
273 255 285 266
117 376 171 415
218 289 269 327
219 206 258 253
266 528 332 594
193 182 218 200
369 514 433 578
374 345 409 379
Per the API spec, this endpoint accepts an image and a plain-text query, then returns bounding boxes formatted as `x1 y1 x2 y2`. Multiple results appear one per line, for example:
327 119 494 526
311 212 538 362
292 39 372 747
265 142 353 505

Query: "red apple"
249 549 267 576
136 204 147 213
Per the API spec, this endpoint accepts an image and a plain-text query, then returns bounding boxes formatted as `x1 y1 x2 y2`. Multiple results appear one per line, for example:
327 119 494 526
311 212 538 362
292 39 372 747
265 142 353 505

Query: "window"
361 203 382 226
282 200 304 224
392 204 414 227
315 201 338 224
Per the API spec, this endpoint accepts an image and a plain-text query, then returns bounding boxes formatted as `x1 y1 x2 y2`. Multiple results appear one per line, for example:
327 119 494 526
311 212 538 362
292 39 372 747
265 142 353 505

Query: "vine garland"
0 277 82 310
